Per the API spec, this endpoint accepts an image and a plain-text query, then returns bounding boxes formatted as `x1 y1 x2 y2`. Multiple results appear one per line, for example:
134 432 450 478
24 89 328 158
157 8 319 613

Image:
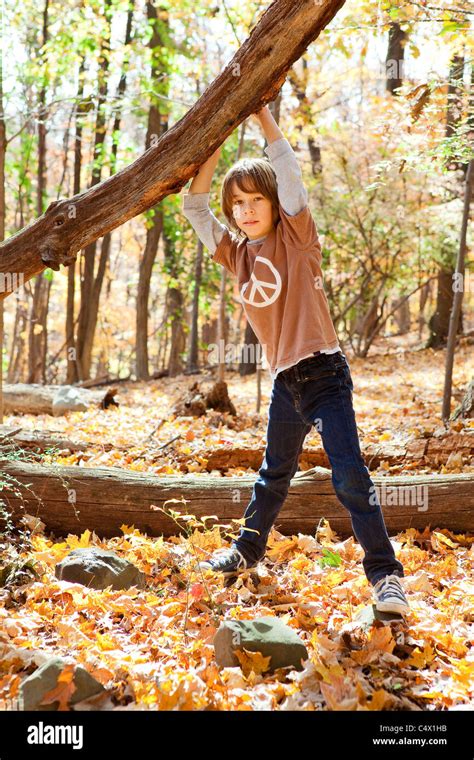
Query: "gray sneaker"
373 574 410 615
197 547 257 576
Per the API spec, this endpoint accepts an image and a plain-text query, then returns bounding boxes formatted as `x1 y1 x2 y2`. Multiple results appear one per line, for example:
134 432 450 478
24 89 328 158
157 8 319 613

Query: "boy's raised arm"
252 106 308 216
188 146 222 194
182 146 228 254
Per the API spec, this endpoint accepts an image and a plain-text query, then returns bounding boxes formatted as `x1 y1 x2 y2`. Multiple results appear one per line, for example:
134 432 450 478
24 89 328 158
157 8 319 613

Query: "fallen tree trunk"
0 0 346 294
0 426 97 455
1 460 473 539
0 384 118 415
0 425 471 468
197 432 474 471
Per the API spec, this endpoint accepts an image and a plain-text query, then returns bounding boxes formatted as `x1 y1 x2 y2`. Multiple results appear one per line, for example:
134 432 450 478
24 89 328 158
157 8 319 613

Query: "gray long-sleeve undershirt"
181 137 308 254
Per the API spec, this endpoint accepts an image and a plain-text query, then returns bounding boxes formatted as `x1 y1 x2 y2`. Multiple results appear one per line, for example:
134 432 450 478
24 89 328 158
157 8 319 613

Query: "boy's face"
231 182 275 240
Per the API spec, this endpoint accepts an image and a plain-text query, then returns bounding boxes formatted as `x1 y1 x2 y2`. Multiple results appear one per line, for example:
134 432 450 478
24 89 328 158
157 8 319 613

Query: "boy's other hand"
250 105 270 124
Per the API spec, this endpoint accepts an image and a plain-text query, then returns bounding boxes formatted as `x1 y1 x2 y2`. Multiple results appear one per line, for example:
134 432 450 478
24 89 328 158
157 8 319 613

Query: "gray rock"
354 604 403 632
55 548 146 590
52 386 90 415
19 657 105 711
214 616 308 673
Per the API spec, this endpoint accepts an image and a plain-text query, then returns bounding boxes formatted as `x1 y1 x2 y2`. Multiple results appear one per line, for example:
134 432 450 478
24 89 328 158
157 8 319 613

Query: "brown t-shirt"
212 202 340 376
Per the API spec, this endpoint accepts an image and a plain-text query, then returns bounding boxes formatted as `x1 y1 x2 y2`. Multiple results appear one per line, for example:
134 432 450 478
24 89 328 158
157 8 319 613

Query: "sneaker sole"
375 600 410 614
198 563 258 577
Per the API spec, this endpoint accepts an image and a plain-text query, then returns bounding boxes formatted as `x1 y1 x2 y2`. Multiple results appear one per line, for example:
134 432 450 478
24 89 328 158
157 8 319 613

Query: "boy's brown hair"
220 157 280 240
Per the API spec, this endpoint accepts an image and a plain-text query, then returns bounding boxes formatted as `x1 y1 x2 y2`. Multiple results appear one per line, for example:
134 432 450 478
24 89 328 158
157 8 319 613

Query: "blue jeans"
232 351 404 587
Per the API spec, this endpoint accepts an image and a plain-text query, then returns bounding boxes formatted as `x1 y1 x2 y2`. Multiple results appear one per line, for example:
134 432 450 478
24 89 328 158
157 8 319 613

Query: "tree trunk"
75 0 113 380
66 58 89 385
426 55 467 350
165 281 186 377
385 22 407 95
427 269 455 348
0 0 348 295
1 424 471 470
2 460 473 539
417 279 431 339
187 239 203 373
186 431 474 473
28 0 51 384
452 379 474 420
442 159 474 422
0 34 5 424
239 321 259 376
391 295 411 335
445 54 465 174
6 300 28 383
0 383 118 415
135 1 170 380
288 57 322 175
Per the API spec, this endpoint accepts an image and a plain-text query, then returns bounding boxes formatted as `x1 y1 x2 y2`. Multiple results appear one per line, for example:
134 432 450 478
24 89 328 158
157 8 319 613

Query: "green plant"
317 548 342 569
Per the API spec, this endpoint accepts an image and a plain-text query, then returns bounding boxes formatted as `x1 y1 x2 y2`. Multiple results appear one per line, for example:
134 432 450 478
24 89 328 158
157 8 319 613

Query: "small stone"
55 548 146 590
19 657 105 711
354 604 403 632
52 386 89 415
214 616 308 673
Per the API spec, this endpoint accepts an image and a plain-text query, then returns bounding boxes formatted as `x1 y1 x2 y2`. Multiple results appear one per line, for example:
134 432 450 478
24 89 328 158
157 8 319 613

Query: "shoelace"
234 550 248 569
212 547 248 569
375 575 406 600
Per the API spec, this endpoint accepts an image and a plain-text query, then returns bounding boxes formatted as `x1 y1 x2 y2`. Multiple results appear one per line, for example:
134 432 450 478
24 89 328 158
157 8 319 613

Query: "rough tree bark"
28 0 51 384
385 22 407 96
0 0 347 296
1 460 472 539
426 55 466 349
135 1 169 381
75 0 113 380
65 58 88 385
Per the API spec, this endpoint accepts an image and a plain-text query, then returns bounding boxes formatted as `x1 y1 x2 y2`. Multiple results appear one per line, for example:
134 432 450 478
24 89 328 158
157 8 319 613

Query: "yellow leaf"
405 644 435 668
368 626 396 654
41 664 77 711
367 689 393 710
96 633 118 651
234 647 272 677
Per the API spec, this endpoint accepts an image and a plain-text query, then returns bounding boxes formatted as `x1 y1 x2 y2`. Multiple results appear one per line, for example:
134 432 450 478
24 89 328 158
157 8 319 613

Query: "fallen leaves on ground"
0 521 473 711
5 342 474 478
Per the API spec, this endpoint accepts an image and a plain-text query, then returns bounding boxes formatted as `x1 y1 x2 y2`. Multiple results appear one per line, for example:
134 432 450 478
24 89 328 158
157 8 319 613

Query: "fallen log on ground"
1 384 119 415
0 423 472 476
0 425 472 470
198 432 474 471
1 460 473 539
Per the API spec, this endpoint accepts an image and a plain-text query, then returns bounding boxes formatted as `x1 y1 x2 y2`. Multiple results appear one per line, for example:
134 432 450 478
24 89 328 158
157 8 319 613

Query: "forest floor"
8 337 474 478
0 338 473 711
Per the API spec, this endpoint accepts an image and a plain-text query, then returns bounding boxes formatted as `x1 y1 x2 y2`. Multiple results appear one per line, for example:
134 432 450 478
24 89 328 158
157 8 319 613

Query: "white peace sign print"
240 256 282 308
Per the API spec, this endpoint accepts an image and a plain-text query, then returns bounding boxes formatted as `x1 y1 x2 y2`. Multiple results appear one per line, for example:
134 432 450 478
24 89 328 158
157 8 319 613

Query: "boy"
181 106 409 615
